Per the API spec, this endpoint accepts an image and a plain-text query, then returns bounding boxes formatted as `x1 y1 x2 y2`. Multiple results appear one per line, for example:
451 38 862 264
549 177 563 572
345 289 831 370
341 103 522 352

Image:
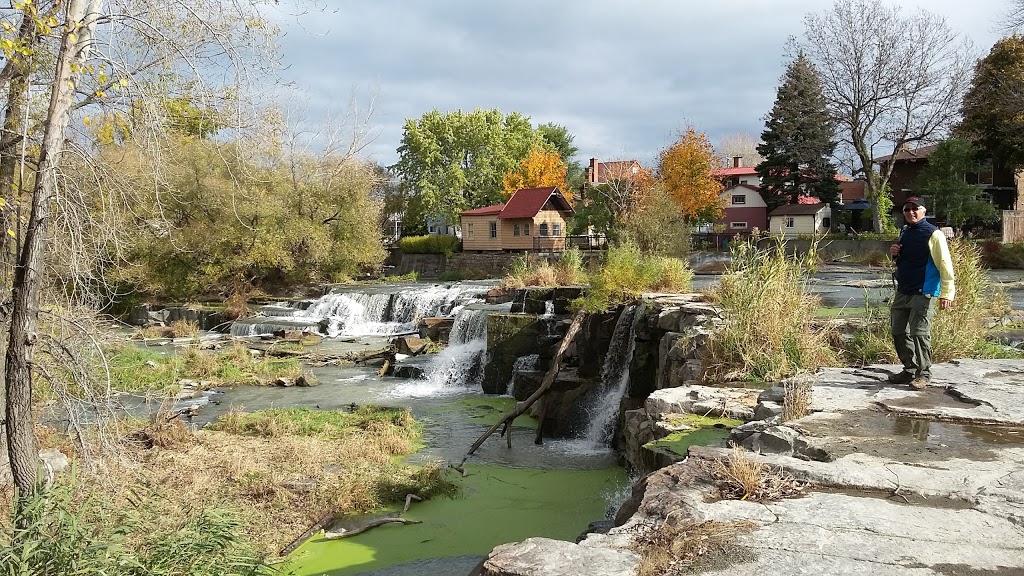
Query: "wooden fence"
1003 211 1024 244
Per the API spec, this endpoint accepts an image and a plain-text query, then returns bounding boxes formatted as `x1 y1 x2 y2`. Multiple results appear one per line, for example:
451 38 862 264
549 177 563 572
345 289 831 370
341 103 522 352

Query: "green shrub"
398 234 461 255
575 242 692 312
982 240 1024 269
704 236 837 383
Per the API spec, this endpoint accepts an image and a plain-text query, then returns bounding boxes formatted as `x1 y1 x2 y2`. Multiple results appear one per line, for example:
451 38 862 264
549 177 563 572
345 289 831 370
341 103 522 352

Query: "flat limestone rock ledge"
475 360 1024 576
472 537 640 576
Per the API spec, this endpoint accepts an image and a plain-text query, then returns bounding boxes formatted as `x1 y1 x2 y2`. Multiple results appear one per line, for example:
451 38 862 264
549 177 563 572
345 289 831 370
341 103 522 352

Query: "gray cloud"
270 0 1006 168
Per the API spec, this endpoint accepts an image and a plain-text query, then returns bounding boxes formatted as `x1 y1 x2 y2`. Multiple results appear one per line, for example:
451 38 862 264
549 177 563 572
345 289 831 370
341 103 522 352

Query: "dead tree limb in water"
323 517 422 540
279 512 336 557
457 310 586 467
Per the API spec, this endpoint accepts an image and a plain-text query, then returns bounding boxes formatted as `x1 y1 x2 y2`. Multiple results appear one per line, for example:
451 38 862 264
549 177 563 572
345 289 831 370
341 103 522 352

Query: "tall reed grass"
575 242 692 312
931 238 1012 361
501 247 588 288
703 236 837 383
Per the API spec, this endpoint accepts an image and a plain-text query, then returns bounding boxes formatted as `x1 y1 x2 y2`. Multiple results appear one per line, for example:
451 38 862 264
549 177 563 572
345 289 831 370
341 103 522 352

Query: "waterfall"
506 354 540 395
231 283 487 338
581 303 641 446
387 307 491 398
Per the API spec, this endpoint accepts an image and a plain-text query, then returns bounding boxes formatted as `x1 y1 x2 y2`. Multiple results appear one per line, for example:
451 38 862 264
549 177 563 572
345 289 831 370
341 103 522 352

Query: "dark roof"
873 144 940 164
498 187 575 219
460 204 505 216
769 203 829 216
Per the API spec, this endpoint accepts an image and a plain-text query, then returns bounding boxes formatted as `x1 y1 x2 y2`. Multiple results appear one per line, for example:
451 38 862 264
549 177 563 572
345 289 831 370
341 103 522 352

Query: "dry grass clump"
702 446 806 502
122 399 197 450
633 519 756 576
41 405 456 558
169 319 199 338
782 377 812 421
703 236 837 383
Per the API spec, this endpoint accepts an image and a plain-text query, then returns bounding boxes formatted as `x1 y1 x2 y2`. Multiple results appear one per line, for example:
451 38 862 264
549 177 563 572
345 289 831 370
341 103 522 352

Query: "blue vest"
896 219 941 296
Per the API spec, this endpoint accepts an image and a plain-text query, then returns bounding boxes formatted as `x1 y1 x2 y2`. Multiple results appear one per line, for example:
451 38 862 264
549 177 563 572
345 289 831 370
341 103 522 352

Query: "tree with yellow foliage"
502 144 572 202
656 127 724 222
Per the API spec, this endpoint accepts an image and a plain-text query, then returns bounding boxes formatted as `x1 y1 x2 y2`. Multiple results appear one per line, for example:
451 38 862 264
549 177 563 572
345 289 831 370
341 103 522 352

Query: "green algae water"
286 464 628 575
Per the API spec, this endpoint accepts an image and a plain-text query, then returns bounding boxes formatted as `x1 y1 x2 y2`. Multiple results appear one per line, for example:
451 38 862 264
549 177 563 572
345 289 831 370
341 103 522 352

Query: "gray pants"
890 292 936 379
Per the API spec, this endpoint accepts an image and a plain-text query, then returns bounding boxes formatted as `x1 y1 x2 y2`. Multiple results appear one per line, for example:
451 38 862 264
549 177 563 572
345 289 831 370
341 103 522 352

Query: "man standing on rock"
888 197 955 390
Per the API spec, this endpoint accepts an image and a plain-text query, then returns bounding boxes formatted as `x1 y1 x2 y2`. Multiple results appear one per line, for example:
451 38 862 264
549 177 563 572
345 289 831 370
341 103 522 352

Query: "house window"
540 223 549 236
785 217 795 228
468 223 474 239
965 159 994 186
489 221 497 239
732 195 746 205
514 224 520 236
553 223 561 236
524 223 531 236
822 217 831 229
731 222 747 229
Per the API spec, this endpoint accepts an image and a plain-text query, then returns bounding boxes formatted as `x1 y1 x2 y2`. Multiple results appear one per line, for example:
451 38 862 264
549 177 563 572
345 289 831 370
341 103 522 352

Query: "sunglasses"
902 206 920 212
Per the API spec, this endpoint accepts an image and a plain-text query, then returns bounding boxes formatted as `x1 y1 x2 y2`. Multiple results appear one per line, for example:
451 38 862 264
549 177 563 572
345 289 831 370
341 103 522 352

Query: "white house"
768 203 832 237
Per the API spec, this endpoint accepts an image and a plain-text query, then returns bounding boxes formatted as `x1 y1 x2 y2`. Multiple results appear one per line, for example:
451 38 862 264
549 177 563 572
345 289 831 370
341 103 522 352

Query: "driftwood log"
278 493 424 555
457 310 586 468
323 517 422 540
278 512 336 557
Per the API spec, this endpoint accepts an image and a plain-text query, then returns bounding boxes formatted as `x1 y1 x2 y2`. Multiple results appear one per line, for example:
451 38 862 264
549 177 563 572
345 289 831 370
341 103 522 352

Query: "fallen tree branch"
279 512 335 557
457 310 586 467
323 517 422 540
403 493 423 514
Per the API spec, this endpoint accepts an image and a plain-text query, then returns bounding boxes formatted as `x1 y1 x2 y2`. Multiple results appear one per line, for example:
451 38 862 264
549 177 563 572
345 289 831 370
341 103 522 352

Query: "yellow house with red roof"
460 187 575 252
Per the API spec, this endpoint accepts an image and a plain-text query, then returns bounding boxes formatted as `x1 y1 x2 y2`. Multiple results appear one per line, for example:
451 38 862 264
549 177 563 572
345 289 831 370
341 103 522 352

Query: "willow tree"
798 0 973 233
0 0 289 500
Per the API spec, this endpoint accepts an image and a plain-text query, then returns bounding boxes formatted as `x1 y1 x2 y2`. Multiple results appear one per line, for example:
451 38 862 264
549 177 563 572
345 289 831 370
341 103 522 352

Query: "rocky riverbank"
473 359 1024 575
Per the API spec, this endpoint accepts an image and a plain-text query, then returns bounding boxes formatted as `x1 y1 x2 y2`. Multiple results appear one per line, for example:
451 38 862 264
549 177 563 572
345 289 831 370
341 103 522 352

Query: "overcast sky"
269 0 1009 169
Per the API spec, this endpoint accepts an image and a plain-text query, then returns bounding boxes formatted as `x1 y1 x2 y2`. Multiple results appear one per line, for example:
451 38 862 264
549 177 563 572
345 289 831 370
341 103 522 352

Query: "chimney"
732 156 743 168
589 158 599 183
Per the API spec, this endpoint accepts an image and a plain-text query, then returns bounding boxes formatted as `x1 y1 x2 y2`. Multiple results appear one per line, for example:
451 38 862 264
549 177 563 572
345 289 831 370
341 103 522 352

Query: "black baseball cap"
903 197 926 210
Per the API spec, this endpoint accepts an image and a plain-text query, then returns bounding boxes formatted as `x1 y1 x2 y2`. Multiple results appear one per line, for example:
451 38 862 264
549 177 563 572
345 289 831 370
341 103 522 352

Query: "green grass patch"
106 343 303 392
814 306 869 318
208 406 420 441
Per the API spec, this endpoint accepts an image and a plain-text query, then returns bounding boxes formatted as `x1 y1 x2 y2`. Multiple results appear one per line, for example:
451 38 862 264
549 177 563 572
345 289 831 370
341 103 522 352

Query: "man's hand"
890 243 902 257
939 298 953 310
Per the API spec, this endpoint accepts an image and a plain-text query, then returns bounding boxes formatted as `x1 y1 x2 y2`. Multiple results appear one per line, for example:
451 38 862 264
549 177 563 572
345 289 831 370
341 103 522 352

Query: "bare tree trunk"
6 0 101 500
0 12 39 487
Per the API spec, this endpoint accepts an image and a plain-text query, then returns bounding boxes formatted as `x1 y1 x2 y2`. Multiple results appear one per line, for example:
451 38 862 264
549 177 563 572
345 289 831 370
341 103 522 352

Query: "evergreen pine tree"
756 53 841 211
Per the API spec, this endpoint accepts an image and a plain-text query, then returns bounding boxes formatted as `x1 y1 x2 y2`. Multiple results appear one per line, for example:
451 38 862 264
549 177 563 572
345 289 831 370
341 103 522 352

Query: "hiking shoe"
910 377 929 390
887 371 914 384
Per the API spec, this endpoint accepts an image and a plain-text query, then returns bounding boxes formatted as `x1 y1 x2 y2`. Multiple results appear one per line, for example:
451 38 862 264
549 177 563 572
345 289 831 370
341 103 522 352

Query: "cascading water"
580 303 641 448
229 283 487 337
506 354 540 395
387 306 492 398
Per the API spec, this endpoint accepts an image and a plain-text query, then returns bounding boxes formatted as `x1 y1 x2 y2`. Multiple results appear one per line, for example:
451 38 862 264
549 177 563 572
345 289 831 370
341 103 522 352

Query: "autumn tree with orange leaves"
657 127 724 223
502 144 572 202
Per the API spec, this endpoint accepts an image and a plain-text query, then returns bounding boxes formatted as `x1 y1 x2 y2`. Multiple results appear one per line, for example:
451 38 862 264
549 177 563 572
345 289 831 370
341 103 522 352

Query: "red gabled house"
459 187 576 252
